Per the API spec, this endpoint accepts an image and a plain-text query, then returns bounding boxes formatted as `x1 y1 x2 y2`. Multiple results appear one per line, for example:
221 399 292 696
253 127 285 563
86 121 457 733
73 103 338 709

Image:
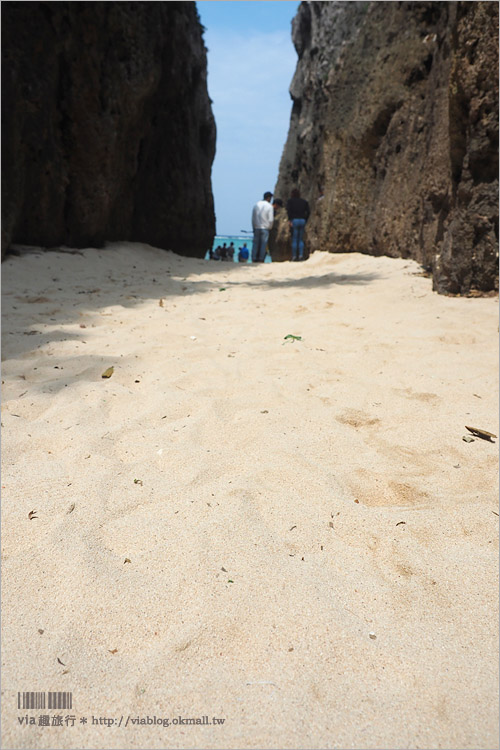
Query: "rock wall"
271 1 498 295
2 1 215 258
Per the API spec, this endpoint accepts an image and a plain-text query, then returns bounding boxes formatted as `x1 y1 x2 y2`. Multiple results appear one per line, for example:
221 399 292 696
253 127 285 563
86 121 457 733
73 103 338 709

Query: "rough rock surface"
271 1 498 295
2 1 215 258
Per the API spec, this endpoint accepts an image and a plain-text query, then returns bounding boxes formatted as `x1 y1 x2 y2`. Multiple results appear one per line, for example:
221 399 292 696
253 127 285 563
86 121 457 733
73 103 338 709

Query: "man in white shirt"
251 191 274 262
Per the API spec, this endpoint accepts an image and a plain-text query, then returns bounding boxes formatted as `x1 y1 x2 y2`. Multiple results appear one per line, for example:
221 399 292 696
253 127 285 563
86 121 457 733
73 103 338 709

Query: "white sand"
1 242 498 750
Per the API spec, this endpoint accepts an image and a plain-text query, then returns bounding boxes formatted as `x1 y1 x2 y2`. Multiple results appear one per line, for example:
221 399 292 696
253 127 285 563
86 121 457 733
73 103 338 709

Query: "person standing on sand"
251 191 274 263
286 188 310 261
238 243 249 262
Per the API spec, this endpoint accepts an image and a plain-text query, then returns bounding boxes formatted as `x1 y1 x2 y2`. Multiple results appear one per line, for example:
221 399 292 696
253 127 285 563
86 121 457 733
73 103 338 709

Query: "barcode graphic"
17 692 72 710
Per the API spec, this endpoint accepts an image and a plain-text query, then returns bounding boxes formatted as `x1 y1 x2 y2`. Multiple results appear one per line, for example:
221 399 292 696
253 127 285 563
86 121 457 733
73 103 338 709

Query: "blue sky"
197 1 300 236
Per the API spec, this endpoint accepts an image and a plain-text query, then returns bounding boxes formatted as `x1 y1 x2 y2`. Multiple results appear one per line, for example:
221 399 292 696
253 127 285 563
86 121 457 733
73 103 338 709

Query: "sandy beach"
1 243 498 750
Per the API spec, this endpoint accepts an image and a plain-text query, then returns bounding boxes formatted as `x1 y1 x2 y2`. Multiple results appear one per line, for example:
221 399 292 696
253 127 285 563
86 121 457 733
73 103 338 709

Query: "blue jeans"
252 228 269 262
291 218 306 259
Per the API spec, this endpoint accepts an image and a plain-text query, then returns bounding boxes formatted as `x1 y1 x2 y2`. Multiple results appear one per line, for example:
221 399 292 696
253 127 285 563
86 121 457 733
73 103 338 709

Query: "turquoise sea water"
204 235 272 263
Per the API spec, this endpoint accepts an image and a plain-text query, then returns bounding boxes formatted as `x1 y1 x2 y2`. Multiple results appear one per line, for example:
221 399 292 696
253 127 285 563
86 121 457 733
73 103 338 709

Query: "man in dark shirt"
286 188 310 261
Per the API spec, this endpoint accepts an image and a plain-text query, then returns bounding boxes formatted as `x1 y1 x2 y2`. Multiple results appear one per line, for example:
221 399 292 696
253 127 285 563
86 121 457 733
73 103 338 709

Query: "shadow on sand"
2 245 384 378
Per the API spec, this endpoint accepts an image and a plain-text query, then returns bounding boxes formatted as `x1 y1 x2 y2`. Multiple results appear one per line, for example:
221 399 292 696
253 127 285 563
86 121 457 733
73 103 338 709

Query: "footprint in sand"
335 408 380 429
395 387 440 403
349 470 430 507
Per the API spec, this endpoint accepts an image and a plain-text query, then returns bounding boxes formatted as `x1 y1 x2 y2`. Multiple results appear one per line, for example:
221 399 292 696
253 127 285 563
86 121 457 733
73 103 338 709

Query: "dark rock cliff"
271 1 498 295
2 1 216 258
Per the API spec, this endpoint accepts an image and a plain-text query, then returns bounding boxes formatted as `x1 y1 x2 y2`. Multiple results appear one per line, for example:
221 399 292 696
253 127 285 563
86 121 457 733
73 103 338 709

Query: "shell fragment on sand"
465 426 497 441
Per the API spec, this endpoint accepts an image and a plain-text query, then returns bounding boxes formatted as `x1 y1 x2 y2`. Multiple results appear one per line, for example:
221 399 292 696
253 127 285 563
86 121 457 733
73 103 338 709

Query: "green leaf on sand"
284 334 302 341
101 366 114 378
